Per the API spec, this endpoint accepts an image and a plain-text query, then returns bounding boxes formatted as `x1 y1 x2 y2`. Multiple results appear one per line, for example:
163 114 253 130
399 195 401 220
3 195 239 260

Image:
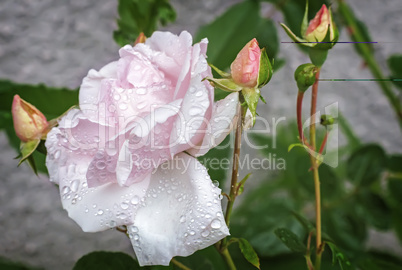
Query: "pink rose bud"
305 4 335 43
12 95 48 142
230 38 261 88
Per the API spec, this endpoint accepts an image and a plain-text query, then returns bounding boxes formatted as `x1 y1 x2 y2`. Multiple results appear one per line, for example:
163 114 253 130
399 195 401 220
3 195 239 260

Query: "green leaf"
326 242 354 270
113 0 176 46
323 208 367 252
356 251 402 270
175 246 226 270
274 228 307 253
237 238 260 269
387 155 402 173
73 251 139 270
346 144 386 186
356 190 391 230
387 54 402 90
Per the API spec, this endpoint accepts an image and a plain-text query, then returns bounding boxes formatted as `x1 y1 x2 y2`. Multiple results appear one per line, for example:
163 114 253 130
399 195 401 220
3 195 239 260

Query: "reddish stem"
318 131 329 155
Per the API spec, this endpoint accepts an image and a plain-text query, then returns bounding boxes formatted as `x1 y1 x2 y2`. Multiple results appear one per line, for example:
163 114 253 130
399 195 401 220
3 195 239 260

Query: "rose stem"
218 102 242 270
297 91 305 143
310 69 323 270
171 258 191 270
318 130 329 155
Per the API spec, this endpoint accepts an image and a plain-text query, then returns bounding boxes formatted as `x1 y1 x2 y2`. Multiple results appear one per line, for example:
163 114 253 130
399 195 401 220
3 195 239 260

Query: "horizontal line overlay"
319 79 402 82
281 41 378 44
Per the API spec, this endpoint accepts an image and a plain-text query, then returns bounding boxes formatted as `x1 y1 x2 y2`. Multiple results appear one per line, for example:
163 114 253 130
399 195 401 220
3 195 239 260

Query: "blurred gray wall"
1 0 402 269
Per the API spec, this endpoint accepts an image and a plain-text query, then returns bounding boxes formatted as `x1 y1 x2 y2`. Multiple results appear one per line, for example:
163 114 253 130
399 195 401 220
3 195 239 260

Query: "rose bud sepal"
204 77 243 92
257 48 273 88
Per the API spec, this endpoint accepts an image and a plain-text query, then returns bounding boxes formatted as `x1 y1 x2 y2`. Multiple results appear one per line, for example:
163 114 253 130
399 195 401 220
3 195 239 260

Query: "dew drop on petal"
130 196 139 205
212 180 219 187
70 180 80 192
97 209 104 215
130 226 139 233
189 230 195 236
179 215 186 223
211 219 221 229
201 230 210 237
61 186 70 195
120 202 129 210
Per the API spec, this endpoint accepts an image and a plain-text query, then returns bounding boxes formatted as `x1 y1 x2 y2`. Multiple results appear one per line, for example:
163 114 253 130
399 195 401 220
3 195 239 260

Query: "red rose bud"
230 38 261 88
305 4 335 43
12 95 48 142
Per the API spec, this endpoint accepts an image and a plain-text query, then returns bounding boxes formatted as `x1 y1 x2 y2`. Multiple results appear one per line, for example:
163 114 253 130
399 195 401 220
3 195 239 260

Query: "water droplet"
117 213 127 219
97 209 104 215
71 199 77 204
120 202 129 210
211 219 221 229
212 180 219 187
54 150 61 159
109 220 116 227
70 180 80 192
113 94 121 101
189 107 204 116
205 214 211 219
133 234 140 241
201 230 210 237
130 196 140 205
189 230 195 236
61 186 70 195
180 215 186 223
218 194 223 200
130 226 139 233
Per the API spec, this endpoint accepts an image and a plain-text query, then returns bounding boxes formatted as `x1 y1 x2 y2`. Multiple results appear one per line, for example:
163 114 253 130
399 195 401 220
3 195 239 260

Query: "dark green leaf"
323 209 367 252
19 139 40 165
387 155 402 173
388 178 402 205
238 238 260 269
73 251 139 270
356 190 391 230
113 0 176 46
347 144 386 186
387 55 402 90
274 228 307 253
175 246 227 270
356 251 402 270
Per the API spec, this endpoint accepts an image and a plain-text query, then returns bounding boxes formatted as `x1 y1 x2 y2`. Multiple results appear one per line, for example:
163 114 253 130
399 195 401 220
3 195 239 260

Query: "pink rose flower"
45 31 239 266
12 94 48 142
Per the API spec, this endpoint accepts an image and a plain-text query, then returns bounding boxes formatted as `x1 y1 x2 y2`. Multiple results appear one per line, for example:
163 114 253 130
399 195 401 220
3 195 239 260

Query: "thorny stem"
171 258 191 270
310 70 323 270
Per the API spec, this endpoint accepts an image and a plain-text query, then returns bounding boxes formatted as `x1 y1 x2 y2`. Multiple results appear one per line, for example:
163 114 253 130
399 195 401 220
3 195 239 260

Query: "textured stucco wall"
1 0 402 269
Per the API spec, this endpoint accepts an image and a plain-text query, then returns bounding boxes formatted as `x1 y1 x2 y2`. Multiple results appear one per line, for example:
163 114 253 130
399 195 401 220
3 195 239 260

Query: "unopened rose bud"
320 114 335 127
230 38 261 88
294 63 318 92
12 95 48 142
305 4 336 43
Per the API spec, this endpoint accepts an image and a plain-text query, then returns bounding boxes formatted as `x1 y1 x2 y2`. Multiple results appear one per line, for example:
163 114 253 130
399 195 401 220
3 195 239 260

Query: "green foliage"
274 228 307 253
346 144 387 186
73 251 139 270
387 54 402 90
195 0 282 74
174 246 227 270
114 0 176 46
237 238 261 269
